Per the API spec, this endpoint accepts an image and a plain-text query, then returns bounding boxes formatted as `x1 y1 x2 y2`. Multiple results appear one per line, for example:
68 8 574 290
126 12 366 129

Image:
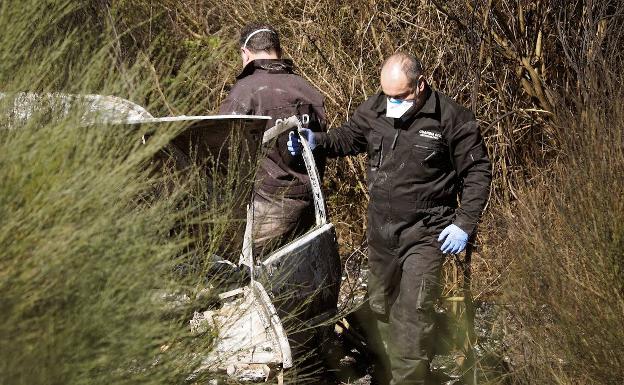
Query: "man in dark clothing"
219 23 327 255
289 53 491 384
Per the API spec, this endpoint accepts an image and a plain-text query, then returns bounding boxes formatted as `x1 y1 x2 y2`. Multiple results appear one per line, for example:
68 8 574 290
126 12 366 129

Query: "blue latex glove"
437 224 469 254
287 128 316 156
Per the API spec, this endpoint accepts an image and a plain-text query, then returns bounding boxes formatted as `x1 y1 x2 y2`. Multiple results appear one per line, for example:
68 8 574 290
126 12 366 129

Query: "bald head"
380 53 425 100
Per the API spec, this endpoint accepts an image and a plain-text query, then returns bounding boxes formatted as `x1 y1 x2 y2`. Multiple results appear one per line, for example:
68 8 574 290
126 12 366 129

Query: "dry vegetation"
1 0 623 384
108 0 584 249
110 1 624 383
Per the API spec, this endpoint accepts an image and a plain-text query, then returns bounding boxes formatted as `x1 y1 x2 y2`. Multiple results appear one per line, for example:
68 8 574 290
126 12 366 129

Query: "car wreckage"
0 92 342 382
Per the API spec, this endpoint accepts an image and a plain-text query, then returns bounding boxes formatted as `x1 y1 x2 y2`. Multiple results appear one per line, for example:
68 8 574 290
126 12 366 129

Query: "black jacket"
315 86 491 234
219 59 326 199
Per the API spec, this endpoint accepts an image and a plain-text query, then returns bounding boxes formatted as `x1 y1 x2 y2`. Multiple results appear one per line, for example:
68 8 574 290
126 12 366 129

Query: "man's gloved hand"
287 128 316 156
437 224 469 254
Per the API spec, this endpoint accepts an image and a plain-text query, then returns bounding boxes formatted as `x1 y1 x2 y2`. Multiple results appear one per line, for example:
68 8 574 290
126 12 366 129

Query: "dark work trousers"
367 203 454 385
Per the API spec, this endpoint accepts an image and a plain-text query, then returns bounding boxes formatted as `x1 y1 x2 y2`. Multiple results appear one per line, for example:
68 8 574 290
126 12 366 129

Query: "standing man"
289 53 491 384
219 23 327 254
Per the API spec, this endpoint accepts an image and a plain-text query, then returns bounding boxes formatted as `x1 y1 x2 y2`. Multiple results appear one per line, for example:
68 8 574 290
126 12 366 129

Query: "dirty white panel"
193 281 291 380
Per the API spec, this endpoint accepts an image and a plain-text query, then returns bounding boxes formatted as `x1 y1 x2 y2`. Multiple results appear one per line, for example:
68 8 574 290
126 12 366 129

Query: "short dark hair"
239 23 281 56
383 52 423 87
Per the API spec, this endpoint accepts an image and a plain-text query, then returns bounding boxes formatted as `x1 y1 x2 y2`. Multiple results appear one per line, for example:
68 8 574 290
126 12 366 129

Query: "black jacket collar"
236 59 295 80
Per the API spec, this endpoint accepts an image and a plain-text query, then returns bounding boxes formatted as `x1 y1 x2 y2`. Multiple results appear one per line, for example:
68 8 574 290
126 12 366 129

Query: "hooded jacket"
219 59 326 199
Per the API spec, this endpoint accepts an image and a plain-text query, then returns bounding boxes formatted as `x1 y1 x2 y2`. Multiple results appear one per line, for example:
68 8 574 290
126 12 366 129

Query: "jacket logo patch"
419 130 442 140
275 113 310 126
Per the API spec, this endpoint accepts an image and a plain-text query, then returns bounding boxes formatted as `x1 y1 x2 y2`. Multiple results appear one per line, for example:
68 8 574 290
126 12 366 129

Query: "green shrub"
0 2 239 384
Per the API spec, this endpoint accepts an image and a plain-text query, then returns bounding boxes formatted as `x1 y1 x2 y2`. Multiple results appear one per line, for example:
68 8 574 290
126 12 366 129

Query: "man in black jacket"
289 53 492 385
219 23 327 255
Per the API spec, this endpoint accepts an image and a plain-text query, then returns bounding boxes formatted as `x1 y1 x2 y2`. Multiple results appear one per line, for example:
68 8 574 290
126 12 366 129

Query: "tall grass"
4 0 623 383
0 1 246 384
494 3 624 383
498 82 624 384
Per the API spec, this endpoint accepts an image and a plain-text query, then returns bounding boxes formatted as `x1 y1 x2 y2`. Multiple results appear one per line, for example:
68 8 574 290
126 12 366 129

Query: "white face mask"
386 97 414 119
